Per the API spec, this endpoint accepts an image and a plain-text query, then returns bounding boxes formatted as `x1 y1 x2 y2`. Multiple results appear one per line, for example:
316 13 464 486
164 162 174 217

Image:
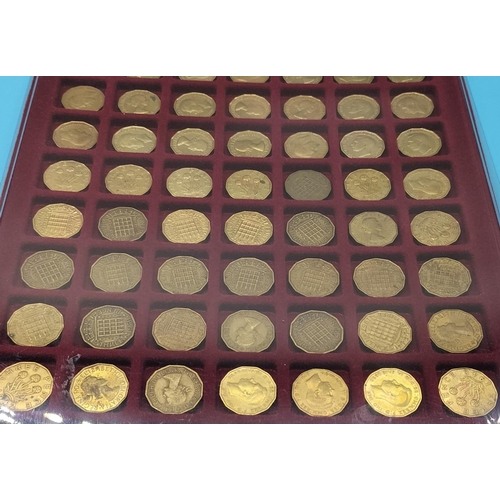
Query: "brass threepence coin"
174 92 216 117
353 258 405 297
221 310 275 352
171 128 215 156
21 250 74 290
152 308 206 351
284 132 328 158
419 257 471 297
220 366 276 415
283 95 326 120
229 94 271 119
157 256 208 294
337 95 380 120
90 253 142 293
292 369 349 417
98 207 147 241
105 164 152 195
344 169 391 200
289 258 340 297
227 130 271 158
179 76 216 81
364 368 422 417
358 311 412 354
32 203 83 238
411 211 461 246
334 76 374 84
397 128 441 157
438 368 498 418
61 85 105 111
285 170 331 200
283 76 322 84
7 303 63 347
391 92 434 119
230 76 269 83
162 209 210 244
43 160 91 192
340 131 385 158
226 169 272 199
112 125 157 153
290 310 343 353
118 89 161 114
286 212 335 246
70 363 129 413
388 76 425 83
224 211 273 245
349 212 398 246
146 365 203 414
404 168 451 199
0 362 53 411
167 168 212 198
428 309 483 353
53 121 98 150
223 257 274 296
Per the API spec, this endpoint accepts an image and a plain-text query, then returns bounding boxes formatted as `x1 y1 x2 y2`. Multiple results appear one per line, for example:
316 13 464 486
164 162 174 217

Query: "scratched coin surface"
152 308 206 351
118 89 161 114
179 76 216 81
170 128 215 156
358 311 412 354
286 212 335 246
283 76 322 84
98 207 147 241
157 256 208 294
174 92 216 117
90 253 142 293
167 168 212 198
404 168 450 199
391 92 434 119
112 125 157 153
224 211 273 245
337 95 380 120
284 132 328 158
345 169 391 200
419 258 471 297
223 257 274 296
290 310 343 354
340 131 385 158
438 368 497 417
220 366 276 415
61 85 105 111
0 362 53 411
43 160 91 192
283 95 326 120
285 170 331 200
105 164 152 195
7 303 64 347
288 258 340 297
21 250 74 290
353 258 405 297
146 365 203 414
53 121 98 150
70 363 129 413
226 169 272 199
227 130 271 158
32 203 83 238
334 76 374 84
364 368 422 418
411 211 461 246
229 94 271 119
292 369 349 417
162 209 210 244
397 128 442 157
349 212 398 246
388 76 425 83
428 309 483 353
230 76 269 83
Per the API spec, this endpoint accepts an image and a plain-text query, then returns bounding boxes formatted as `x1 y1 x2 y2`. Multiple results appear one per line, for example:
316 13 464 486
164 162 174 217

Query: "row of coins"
0 361 496 419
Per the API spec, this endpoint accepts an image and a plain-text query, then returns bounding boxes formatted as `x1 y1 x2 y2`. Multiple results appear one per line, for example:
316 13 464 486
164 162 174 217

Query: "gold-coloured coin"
358 311 412 354
364 368 422 417
388 76 425 83
146 365 203 414
152 308 206 351
284 132 328 158
344 169 391 200
226 169 272 199
157 256 208 294
219 366 276 415
0 362 53 411
53 121 98 150
43 160 91 192
289 258 340 297
112 125 157 153
105 164 152 195
224 211 273 245
391 92 434 119
286 212 335 246
221 310 275 352
179 76 216 81
403 168 451 200
283 76 322 84
285 170 331 200
340 130 385 158
174 92 216 117
411 211 461 246
118 89 161 114
229 94 271 119
7 303 63 347
61 85 105 111
170 128 215 156
349 212 398 246
32 203 83 238
230 76 269 83
397 128 442 157
419 258 471 297
70 363 129 413
283 95 326 120
223 257 274 296
98 207 147 241
428 309 483 353
334 77 374 84
21 250 74 290
337 94 380 120
438 368 497 417
162 209 210 244
167 168 212 198
353 258 405 297
290 310 344 353
80 305 135 349
292 369 349 417
90 253 142 293
227 130 271 158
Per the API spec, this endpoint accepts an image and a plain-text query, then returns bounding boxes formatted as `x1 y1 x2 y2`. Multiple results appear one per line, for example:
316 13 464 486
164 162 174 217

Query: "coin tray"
0 76 499 423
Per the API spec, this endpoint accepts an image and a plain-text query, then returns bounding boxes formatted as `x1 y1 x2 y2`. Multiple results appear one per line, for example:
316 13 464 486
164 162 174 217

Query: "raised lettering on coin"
353 258 405 297
167 168 213 198
112 126 157 153
286 212 335 246
223 257 274 296
157 256 209 294
284 132 328 158
226 169 272 200
283 95 326 120
174 92 216 117
61 86 105 111
21 250 74 290
229 94 270 119
98 207 148 241
221 310 275 352
337 95 380 120
90 253 142 292
285 170 331 201
419 258 471 297
32 203 83 238
227 130 271 158
170 128 215 156
53 121 98 150
118 90 161 114
43 160 91 192
403 168 450 200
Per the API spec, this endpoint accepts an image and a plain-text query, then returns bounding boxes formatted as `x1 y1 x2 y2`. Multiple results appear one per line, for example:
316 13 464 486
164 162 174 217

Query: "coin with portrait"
337 95 380 120
283 95 326 120
397 128 441 157
334 76 374 84
344 169 391 200
224 211 273 245
32 203 83 238
283 76 322 84
223 257 274 296
61 85 105 111
289 258 340 297
229 94 270 119
403 168 451 200
353 258 405 297
227 130 271 158
98 207 147 241
21 250 74 290
43 160 91 192
174 92 216 117
286 212 335 246
157 256 208 294
167 168 212 198
284 132 328 158
171 128 215 156
105 164 152 195
285 170 331 200
118 90 161 114
162 209 210 244
411 211 461 246
349 212 398 246
53 121 98 150
112 126 157 153
391 92 434 119
226 169 272 200
419 258 471 297
340 131 385 158
90 253 142 293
